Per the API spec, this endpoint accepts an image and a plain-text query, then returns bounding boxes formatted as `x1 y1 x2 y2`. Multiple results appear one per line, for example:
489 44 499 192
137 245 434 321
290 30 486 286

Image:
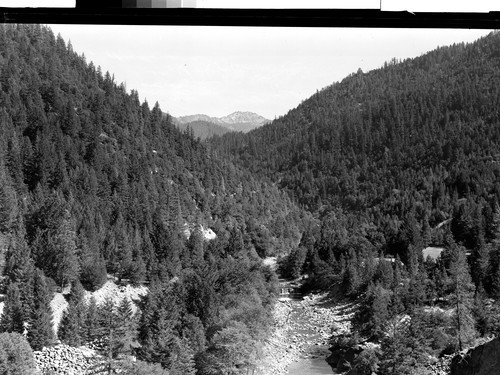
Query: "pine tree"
138 281 181 369
180 313 206 355
140 331 178 371
52 209 80 289
0 282 24 334
473 283 491 336
130 229 147 285
352 346 380 375
114 297 137 358
113 221 133 281
380 309 431 375
5 216 34 284
198 322 257 375
130 253 147 286
168 337 196 375
406 263 428 308
58 280 87 346
448 244 476 350
491 201 500 245
354 282 392 341
58 300 82 346
4 218 36 324
84 296 99 343
488 206 500 297
0 332 36 375
80 253 107 292
187 224 204 269
374 256 394 289
27 270 54 351
227 227 244 257
0 162 18 233
471 242 489 288
343 251 362 296
97 296 119 371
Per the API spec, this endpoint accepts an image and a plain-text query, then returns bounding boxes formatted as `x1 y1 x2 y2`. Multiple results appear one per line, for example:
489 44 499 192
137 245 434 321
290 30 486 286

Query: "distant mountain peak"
220 111 269 125
176 111 270 133
176 114 220 124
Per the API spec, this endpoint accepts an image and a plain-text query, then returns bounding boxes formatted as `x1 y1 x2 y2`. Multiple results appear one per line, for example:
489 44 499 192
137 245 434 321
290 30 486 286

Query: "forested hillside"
212 31 500 373
213 30 500 261
0 24 311 373
175 119 231 140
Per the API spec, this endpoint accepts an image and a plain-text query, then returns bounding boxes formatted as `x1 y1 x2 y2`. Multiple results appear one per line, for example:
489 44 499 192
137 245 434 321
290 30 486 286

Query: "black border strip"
0 8 499 28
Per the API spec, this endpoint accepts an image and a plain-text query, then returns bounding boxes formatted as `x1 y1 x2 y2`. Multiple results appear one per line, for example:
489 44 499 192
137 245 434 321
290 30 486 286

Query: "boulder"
451 337 500 375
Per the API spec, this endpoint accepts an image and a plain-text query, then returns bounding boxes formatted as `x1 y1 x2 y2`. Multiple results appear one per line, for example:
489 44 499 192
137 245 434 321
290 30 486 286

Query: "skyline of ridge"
48 25 492 120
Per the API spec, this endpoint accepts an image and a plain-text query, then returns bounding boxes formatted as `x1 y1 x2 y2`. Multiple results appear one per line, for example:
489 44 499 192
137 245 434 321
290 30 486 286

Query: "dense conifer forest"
0 24 311 373
175 120 231 140
211 31 500 373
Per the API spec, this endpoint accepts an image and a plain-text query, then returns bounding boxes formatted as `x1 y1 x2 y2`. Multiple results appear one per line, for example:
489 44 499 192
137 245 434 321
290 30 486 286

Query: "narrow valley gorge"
1 23 500 375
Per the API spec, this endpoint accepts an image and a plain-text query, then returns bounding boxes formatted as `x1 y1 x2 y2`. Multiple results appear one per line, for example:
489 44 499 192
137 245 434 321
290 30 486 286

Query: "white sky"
46 25 492 119
1 0 496 118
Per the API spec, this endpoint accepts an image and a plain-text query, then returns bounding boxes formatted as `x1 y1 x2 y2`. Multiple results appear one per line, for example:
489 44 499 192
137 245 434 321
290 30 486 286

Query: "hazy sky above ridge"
46 25 491 119
0 0 495 118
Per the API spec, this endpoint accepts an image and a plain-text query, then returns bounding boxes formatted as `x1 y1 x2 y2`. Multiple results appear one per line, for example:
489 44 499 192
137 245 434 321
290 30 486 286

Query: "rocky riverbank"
255 293 356 375
34 344 105 375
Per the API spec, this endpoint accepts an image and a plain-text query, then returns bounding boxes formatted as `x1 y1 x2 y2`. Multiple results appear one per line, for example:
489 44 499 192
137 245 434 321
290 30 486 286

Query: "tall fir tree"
138 281 182 369
168 337 196 375
97 296 119 371
58 300 82 346
0 282 24 334
448 244 476 350
52 209 80 289
0 161 18 233
114 297 137 358
0 332 36 375
27 269 54 351
84 296 99 344
58 281 86 346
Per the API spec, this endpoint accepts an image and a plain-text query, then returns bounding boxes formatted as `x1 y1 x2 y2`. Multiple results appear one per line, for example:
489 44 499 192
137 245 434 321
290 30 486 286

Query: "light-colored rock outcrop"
51 293 68 335
83 280 147 313
34 344 105 375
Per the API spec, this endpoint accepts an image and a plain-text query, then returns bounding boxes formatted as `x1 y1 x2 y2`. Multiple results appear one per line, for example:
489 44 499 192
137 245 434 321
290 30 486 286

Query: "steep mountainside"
211 30 500 374
0 24 311 373
213 31 500 253
177 111 269 133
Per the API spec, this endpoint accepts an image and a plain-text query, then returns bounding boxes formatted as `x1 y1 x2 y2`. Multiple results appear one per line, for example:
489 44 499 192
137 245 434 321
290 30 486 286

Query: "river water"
278 282 335 375
286 357 335 375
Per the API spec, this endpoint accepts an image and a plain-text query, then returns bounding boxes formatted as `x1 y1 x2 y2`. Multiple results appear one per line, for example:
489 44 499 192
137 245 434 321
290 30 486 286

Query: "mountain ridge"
176 111 269 133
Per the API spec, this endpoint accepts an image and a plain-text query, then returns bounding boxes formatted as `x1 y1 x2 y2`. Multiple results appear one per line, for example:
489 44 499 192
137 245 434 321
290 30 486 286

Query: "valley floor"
255 292 356 375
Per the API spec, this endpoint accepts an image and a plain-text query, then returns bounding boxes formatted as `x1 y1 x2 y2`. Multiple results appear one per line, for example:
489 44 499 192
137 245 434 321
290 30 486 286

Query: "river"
256 261 353 375
286 357 335 375
281 291 335 375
